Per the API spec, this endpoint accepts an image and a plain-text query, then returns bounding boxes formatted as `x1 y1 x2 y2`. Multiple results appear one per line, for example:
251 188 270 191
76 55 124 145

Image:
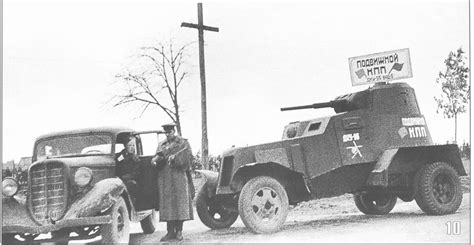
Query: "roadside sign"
348 48 413 86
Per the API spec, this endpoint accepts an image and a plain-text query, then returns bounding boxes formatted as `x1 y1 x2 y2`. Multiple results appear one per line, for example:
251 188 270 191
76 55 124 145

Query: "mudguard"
367 145 467 187
63 178 125 219
366 149 397 187
228 162 311 203
196 170 219 198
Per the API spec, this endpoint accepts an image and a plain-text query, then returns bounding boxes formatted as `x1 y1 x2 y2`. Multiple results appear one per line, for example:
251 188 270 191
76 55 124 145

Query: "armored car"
196 82 466 233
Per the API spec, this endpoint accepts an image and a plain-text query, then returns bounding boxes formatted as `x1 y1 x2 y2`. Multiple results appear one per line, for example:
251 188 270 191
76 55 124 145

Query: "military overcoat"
155 136 194 221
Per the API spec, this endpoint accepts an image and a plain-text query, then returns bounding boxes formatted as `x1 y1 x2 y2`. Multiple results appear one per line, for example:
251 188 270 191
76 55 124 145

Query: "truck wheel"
140 210 157 234
414 162 463 215
101 197 130 244
354 193 397 215
196 186 238 229
238 176 289 234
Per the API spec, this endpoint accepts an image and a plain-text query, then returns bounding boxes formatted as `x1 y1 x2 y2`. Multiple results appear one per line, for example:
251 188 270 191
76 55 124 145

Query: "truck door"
134 131 163 211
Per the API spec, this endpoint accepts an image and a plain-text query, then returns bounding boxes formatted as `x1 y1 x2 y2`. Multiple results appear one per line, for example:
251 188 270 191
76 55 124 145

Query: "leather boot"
175 221 183 241
175 230 183 241
160 222 176 242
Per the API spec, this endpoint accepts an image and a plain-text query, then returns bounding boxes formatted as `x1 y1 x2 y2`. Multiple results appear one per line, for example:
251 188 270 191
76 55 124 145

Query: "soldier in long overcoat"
151 124 194 242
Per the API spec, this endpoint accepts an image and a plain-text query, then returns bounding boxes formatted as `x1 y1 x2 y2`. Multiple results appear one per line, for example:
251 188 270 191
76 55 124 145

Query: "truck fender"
232 162 297 187
195 170 219 198
232 162 311 204
367 145 467 187
63 178 126 219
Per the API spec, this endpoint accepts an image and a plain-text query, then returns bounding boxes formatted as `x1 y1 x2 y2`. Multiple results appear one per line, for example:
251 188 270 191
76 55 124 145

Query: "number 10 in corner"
446 221 461 235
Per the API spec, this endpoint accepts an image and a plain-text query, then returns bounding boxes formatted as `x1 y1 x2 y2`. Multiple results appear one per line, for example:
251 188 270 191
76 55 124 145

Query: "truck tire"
101 197 130 244
354 193 397 215
196 186 239 229
414 162 463 215
140 210 157 234
238 176 289 234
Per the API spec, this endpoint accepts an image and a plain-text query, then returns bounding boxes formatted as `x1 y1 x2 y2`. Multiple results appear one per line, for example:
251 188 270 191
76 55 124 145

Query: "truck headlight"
74 167 93 187
3 178 19 197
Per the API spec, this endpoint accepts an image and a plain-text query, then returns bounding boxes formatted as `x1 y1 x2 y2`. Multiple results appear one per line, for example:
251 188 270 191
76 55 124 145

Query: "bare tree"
111 41 193 135
434 48 470 144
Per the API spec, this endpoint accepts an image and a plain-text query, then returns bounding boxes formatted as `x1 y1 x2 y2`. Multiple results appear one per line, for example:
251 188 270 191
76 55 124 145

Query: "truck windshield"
35 134 113 161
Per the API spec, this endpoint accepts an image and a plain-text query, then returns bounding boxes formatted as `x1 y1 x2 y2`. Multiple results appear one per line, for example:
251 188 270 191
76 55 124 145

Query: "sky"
3 0 470 162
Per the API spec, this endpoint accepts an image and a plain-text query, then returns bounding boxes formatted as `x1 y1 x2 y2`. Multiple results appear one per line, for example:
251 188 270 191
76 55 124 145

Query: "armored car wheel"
196 186 239 229
238 176 289 234
140 210 157 234
354 193 397 215
414 162 462 215
101 197 130 244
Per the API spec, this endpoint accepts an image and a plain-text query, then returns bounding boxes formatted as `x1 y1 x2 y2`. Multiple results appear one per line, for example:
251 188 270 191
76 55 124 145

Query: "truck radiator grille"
28 161 68 225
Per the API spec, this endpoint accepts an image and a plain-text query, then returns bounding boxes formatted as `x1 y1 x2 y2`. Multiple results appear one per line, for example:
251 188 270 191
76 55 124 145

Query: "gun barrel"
280 102 334 111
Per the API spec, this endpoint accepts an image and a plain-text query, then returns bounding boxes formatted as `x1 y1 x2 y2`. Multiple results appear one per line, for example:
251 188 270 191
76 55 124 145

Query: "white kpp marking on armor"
408 126 427 138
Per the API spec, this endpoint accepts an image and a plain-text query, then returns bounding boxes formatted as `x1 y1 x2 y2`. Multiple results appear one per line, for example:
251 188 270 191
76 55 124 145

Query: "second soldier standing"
151 123 194 242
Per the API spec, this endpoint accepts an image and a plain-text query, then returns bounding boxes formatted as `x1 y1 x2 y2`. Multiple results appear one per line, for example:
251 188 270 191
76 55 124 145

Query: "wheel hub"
207 198 232 221
251 187 281 222
433 173 454 204
365 193 391 207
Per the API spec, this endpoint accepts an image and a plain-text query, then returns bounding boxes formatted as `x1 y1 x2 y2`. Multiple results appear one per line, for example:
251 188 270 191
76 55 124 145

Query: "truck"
2 127 163 243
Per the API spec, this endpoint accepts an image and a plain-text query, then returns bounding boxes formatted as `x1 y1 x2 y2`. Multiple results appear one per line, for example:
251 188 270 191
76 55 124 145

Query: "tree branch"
110 40 190 128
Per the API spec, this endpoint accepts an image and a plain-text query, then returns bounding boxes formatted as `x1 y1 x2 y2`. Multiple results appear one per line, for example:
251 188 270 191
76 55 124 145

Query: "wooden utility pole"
181 3 219 170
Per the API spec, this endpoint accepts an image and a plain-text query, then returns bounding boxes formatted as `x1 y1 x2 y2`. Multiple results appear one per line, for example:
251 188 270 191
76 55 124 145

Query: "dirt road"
122 193 469 243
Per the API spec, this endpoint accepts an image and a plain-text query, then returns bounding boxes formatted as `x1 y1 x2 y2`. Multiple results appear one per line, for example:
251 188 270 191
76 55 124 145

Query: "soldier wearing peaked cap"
151 123 194 242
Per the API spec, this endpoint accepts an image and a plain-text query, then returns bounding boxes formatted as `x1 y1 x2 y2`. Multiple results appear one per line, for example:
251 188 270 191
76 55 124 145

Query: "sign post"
348 48 413 86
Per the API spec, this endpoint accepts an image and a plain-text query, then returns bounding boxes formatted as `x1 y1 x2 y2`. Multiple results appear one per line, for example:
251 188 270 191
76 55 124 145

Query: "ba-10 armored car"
196 82 466 233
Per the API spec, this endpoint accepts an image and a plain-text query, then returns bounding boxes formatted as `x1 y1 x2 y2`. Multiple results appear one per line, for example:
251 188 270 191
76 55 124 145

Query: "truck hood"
31 155 116 169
